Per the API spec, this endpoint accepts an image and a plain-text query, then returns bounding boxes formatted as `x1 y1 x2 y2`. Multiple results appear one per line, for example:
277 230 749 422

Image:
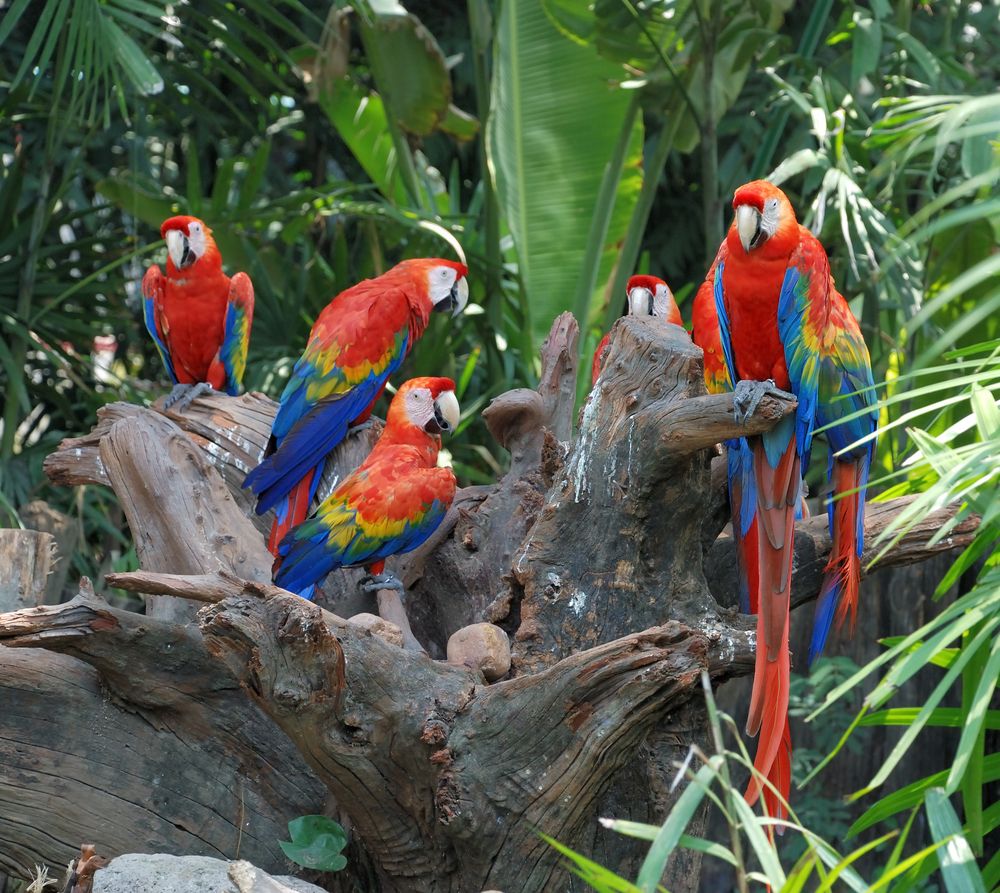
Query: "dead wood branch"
198 587 751 892
0 529 54 612
0 584 327 879
7 311 972 893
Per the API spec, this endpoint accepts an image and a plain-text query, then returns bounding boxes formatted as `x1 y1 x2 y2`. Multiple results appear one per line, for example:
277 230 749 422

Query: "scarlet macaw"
274 376 460 600
701 180 877 819
142 216 254 409
243 259 468 555
693 267 789 823
592 275 682 385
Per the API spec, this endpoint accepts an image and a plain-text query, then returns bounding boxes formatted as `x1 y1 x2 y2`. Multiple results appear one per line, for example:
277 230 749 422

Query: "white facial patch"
652 283 674 318
165 221 208 269
186 221 207 259
403 387 435 429
759 197 781 240
428 265 459 305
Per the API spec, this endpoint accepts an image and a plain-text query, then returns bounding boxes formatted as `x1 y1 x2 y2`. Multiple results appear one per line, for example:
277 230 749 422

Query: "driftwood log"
0 313 975 892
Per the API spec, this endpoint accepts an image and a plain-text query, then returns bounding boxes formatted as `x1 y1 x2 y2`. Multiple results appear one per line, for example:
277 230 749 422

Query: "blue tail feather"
809 578 839 664
245 384 378 514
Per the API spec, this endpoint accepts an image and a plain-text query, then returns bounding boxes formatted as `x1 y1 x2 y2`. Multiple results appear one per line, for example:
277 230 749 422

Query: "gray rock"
93 853 325 893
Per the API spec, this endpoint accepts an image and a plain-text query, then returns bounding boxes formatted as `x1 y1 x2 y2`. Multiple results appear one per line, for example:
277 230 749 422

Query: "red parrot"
274 377 460 599
142 216 254 409
592 274 682 385
243 259 468 556
701 180 877 823
693 269 788 824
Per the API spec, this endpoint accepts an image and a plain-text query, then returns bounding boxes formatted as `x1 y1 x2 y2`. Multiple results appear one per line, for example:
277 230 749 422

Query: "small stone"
446 623 511 682
349 612 404 647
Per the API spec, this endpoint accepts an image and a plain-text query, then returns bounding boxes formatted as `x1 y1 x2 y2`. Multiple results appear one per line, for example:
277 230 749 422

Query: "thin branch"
651 391 798 457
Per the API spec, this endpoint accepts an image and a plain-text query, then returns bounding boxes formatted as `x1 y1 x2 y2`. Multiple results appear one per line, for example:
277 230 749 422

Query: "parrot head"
392 258 470 318
730 181 797 255
626 274 675 319
390 376 461 437
160 215 219 272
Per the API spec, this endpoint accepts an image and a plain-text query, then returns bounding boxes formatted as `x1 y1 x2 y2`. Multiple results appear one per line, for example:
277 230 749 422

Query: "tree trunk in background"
0 315 975 892
0 528 53 893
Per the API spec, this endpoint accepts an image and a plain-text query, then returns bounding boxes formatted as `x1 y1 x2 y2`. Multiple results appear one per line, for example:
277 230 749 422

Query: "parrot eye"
766 198 779 211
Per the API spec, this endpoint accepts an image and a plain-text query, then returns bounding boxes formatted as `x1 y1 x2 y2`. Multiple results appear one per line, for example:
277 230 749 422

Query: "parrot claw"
358 572 405 595
164 382 214 412
733 379 795 425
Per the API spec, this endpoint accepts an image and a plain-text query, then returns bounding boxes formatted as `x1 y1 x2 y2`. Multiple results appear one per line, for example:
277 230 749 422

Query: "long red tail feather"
760 716 792 834
267 468 317 558
830 460 862 633
745 439 798 816
739 518 760 615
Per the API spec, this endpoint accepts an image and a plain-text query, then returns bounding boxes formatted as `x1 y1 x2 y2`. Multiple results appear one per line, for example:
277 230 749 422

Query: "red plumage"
142 215 254 396
592 274 682 385
243 258 469 556
273 377 460 599
702 180 877 829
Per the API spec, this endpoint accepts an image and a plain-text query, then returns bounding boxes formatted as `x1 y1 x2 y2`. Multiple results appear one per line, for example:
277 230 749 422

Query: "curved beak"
428 389 461 434
436 277 469 318
735 204 762 254
165 229 195 269
627 286 654 317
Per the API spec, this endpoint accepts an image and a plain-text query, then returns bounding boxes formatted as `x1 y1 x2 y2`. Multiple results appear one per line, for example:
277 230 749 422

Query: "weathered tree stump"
0 528 54 613
1 314 974 892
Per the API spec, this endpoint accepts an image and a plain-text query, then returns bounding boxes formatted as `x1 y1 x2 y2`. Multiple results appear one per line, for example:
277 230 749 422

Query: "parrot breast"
161 271 232 386
721 248 794 389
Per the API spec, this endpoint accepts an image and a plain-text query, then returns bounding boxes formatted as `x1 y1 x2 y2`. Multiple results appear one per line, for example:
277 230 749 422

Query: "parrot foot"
164 382 214 412
358 572 405 595
733 379 795 425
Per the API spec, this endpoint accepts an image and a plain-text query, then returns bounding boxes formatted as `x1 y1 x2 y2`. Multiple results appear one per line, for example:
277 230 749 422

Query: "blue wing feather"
776 265 819 470
219 272 254 396
244 333 408 515
141 267 177 385
275 498 448 598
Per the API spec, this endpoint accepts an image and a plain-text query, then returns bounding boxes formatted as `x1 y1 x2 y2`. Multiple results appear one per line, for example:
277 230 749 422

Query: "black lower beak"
646 293 655 315
180 238 195 268
435 284 460 317
749 221 765 251
424 403 451 434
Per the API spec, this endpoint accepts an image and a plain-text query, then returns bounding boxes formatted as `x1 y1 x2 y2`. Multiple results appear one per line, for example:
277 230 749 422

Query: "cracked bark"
2 314 974 892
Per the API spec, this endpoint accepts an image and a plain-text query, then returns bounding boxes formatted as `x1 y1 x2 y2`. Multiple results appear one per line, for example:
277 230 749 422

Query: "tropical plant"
544 676 989 892
805 339 1000 884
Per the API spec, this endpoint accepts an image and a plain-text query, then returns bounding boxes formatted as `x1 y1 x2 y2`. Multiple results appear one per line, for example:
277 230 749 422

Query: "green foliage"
781 657 863 863
278 815 348 872
805 340 1000 869
543 678 988 892
488 0 642 347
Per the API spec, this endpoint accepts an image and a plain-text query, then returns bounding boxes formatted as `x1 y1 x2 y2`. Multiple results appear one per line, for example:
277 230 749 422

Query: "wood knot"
565 701 595 732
